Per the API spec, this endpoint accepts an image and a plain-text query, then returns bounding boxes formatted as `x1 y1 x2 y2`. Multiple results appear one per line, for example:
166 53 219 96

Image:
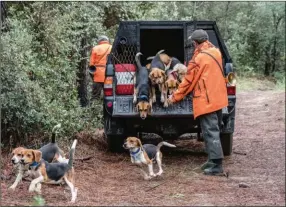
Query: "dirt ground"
1 90 285 206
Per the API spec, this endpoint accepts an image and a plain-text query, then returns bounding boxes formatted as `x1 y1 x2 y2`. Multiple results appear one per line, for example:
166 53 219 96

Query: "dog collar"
29 161 39 167
139 95 148 101
130 148 141 155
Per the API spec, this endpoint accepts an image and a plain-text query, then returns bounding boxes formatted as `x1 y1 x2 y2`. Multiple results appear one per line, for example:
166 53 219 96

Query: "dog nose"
141 116 146 120
11 159 15 164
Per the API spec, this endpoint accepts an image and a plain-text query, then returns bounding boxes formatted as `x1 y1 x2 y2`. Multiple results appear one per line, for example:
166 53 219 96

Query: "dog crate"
109 21 232 95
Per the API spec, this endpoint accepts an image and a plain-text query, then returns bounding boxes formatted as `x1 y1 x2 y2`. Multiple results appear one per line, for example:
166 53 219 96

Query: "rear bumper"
108 95 229 118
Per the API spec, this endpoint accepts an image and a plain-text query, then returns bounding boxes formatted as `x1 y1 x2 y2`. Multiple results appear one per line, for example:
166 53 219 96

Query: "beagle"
21 139 78 203
165 68 180 95
165 57 187 95
123 137 176 180
9 124 68 190
168 57 187 82
133 52 152 120
148 50 171 107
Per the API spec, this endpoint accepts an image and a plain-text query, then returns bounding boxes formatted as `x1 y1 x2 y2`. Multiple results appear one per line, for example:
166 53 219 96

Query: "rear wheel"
106 134 125 153
220 132 233 156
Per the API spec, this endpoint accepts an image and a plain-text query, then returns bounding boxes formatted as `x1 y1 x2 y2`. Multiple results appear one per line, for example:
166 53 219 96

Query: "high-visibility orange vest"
89 41 112 83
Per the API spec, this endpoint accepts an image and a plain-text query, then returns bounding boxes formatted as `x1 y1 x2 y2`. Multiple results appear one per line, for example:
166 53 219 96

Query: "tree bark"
77 35 89 107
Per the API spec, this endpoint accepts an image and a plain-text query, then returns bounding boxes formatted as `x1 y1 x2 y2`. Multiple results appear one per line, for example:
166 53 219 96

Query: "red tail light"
227 86 236 95
104 77 113 96
115 64 136 95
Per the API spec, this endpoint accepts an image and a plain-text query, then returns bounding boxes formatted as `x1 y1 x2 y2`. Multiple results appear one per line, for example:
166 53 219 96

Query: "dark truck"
102 21 236 155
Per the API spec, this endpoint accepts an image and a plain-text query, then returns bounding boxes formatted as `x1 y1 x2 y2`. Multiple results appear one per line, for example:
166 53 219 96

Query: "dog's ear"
147 103 152 115
176 80 180 87
135 103 139 112
32 150 42 162
137 138 143 149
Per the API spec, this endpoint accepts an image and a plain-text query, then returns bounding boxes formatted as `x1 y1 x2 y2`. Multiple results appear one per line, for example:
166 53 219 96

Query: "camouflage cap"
188 29 209 44
98 35 109 42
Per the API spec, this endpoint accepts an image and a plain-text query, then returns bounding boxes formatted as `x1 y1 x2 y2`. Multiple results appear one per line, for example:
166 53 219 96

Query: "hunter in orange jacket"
89 37 112 83
168 38 228 119
168 29 228 176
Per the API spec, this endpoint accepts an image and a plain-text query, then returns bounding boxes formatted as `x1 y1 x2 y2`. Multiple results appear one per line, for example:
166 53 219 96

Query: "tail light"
227 86 236 95
104 77 113 96
115 64 136 95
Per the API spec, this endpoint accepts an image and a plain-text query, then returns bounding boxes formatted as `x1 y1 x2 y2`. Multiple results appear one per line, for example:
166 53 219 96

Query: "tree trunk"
264 44 271 76
77 35 89 107
271 16 283 74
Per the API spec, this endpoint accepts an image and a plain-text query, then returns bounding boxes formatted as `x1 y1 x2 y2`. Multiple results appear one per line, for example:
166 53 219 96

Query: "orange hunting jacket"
89 41 112 83
171 40 228 119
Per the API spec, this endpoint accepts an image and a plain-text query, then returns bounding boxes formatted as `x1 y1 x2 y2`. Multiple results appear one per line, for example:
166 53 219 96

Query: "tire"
220 132 233 156
106 134 125 153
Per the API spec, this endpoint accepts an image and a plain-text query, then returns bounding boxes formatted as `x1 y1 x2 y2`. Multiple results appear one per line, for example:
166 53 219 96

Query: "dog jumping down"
123 137 176 180
21 139 78 203
9 124 67 190
133 52 152 120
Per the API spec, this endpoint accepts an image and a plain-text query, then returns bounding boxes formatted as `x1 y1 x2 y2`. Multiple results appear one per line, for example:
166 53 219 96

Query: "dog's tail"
68 139 77 168
51 123 61 143
146 56 154 61
156 49 165 55
156 141 176 151
135 52 143 69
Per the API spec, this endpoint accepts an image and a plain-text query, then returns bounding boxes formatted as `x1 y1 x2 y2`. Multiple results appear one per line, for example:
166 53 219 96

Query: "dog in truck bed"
148 50 170 107
133 52 152 120
165 57 187 95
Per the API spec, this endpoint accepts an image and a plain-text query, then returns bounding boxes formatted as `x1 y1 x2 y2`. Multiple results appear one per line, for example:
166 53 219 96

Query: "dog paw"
163 102 168 108
28 186 35 193
144 176 151 180
8 186 16 191
156 171 163 176
133 96 137 104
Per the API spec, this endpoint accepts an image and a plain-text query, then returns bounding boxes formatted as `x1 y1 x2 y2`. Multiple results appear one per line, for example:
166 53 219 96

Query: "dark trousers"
199 110 224 160
92 82 103 100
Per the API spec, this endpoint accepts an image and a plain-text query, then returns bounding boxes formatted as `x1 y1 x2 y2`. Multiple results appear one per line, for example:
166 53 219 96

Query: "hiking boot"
203 159 223 175
200 159 215 170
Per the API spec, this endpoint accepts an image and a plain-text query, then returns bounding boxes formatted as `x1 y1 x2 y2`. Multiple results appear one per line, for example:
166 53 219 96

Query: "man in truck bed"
168 29 228 176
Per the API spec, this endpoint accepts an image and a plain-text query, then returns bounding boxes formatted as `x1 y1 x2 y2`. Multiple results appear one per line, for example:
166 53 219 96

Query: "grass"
236 75 285 92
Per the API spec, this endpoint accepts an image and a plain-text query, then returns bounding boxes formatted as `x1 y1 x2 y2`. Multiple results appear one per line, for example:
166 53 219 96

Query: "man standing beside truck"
89 35 112 101
168 29 228 176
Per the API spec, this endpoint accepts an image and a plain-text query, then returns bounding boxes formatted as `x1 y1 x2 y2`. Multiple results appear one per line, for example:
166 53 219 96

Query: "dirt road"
1 90 285 206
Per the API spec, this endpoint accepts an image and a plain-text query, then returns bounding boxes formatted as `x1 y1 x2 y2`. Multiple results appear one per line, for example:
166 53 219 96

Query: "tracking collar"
29 161 39 169
139 95 148 101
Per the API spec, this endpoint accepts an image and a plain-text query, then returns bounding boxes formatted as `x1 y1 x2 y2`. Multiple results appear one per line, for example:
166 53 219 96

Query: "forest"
1 1 285 146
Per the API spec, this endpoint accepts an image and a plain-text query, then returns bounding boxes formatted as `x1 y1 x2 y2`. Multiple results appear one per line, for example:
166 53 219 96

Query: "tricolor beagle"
123 137 176 180
21 139 78 203
9 124 67 190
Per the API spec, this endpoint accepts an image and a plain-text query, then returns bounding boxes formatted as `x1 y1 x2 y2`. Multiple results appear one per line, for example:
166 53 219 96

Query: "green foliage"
1 2 285 146
32 195 45 206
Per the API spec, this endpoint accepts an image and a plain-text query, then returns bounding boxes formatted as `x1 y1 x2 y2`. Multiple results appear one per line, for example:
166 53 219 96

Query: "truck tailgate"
112 95 228 117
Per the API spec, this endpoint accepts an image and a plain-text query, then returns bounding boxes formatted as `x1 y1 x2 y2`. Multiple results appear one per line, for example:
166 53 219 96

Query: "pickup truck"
103 21 236 156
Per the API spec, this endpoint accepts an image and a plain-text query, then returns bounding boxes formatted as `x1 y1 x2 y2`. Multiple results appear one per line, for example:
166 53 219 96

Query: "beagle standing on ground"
21 139 78 203
9 124 68 190
123 137 176 180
